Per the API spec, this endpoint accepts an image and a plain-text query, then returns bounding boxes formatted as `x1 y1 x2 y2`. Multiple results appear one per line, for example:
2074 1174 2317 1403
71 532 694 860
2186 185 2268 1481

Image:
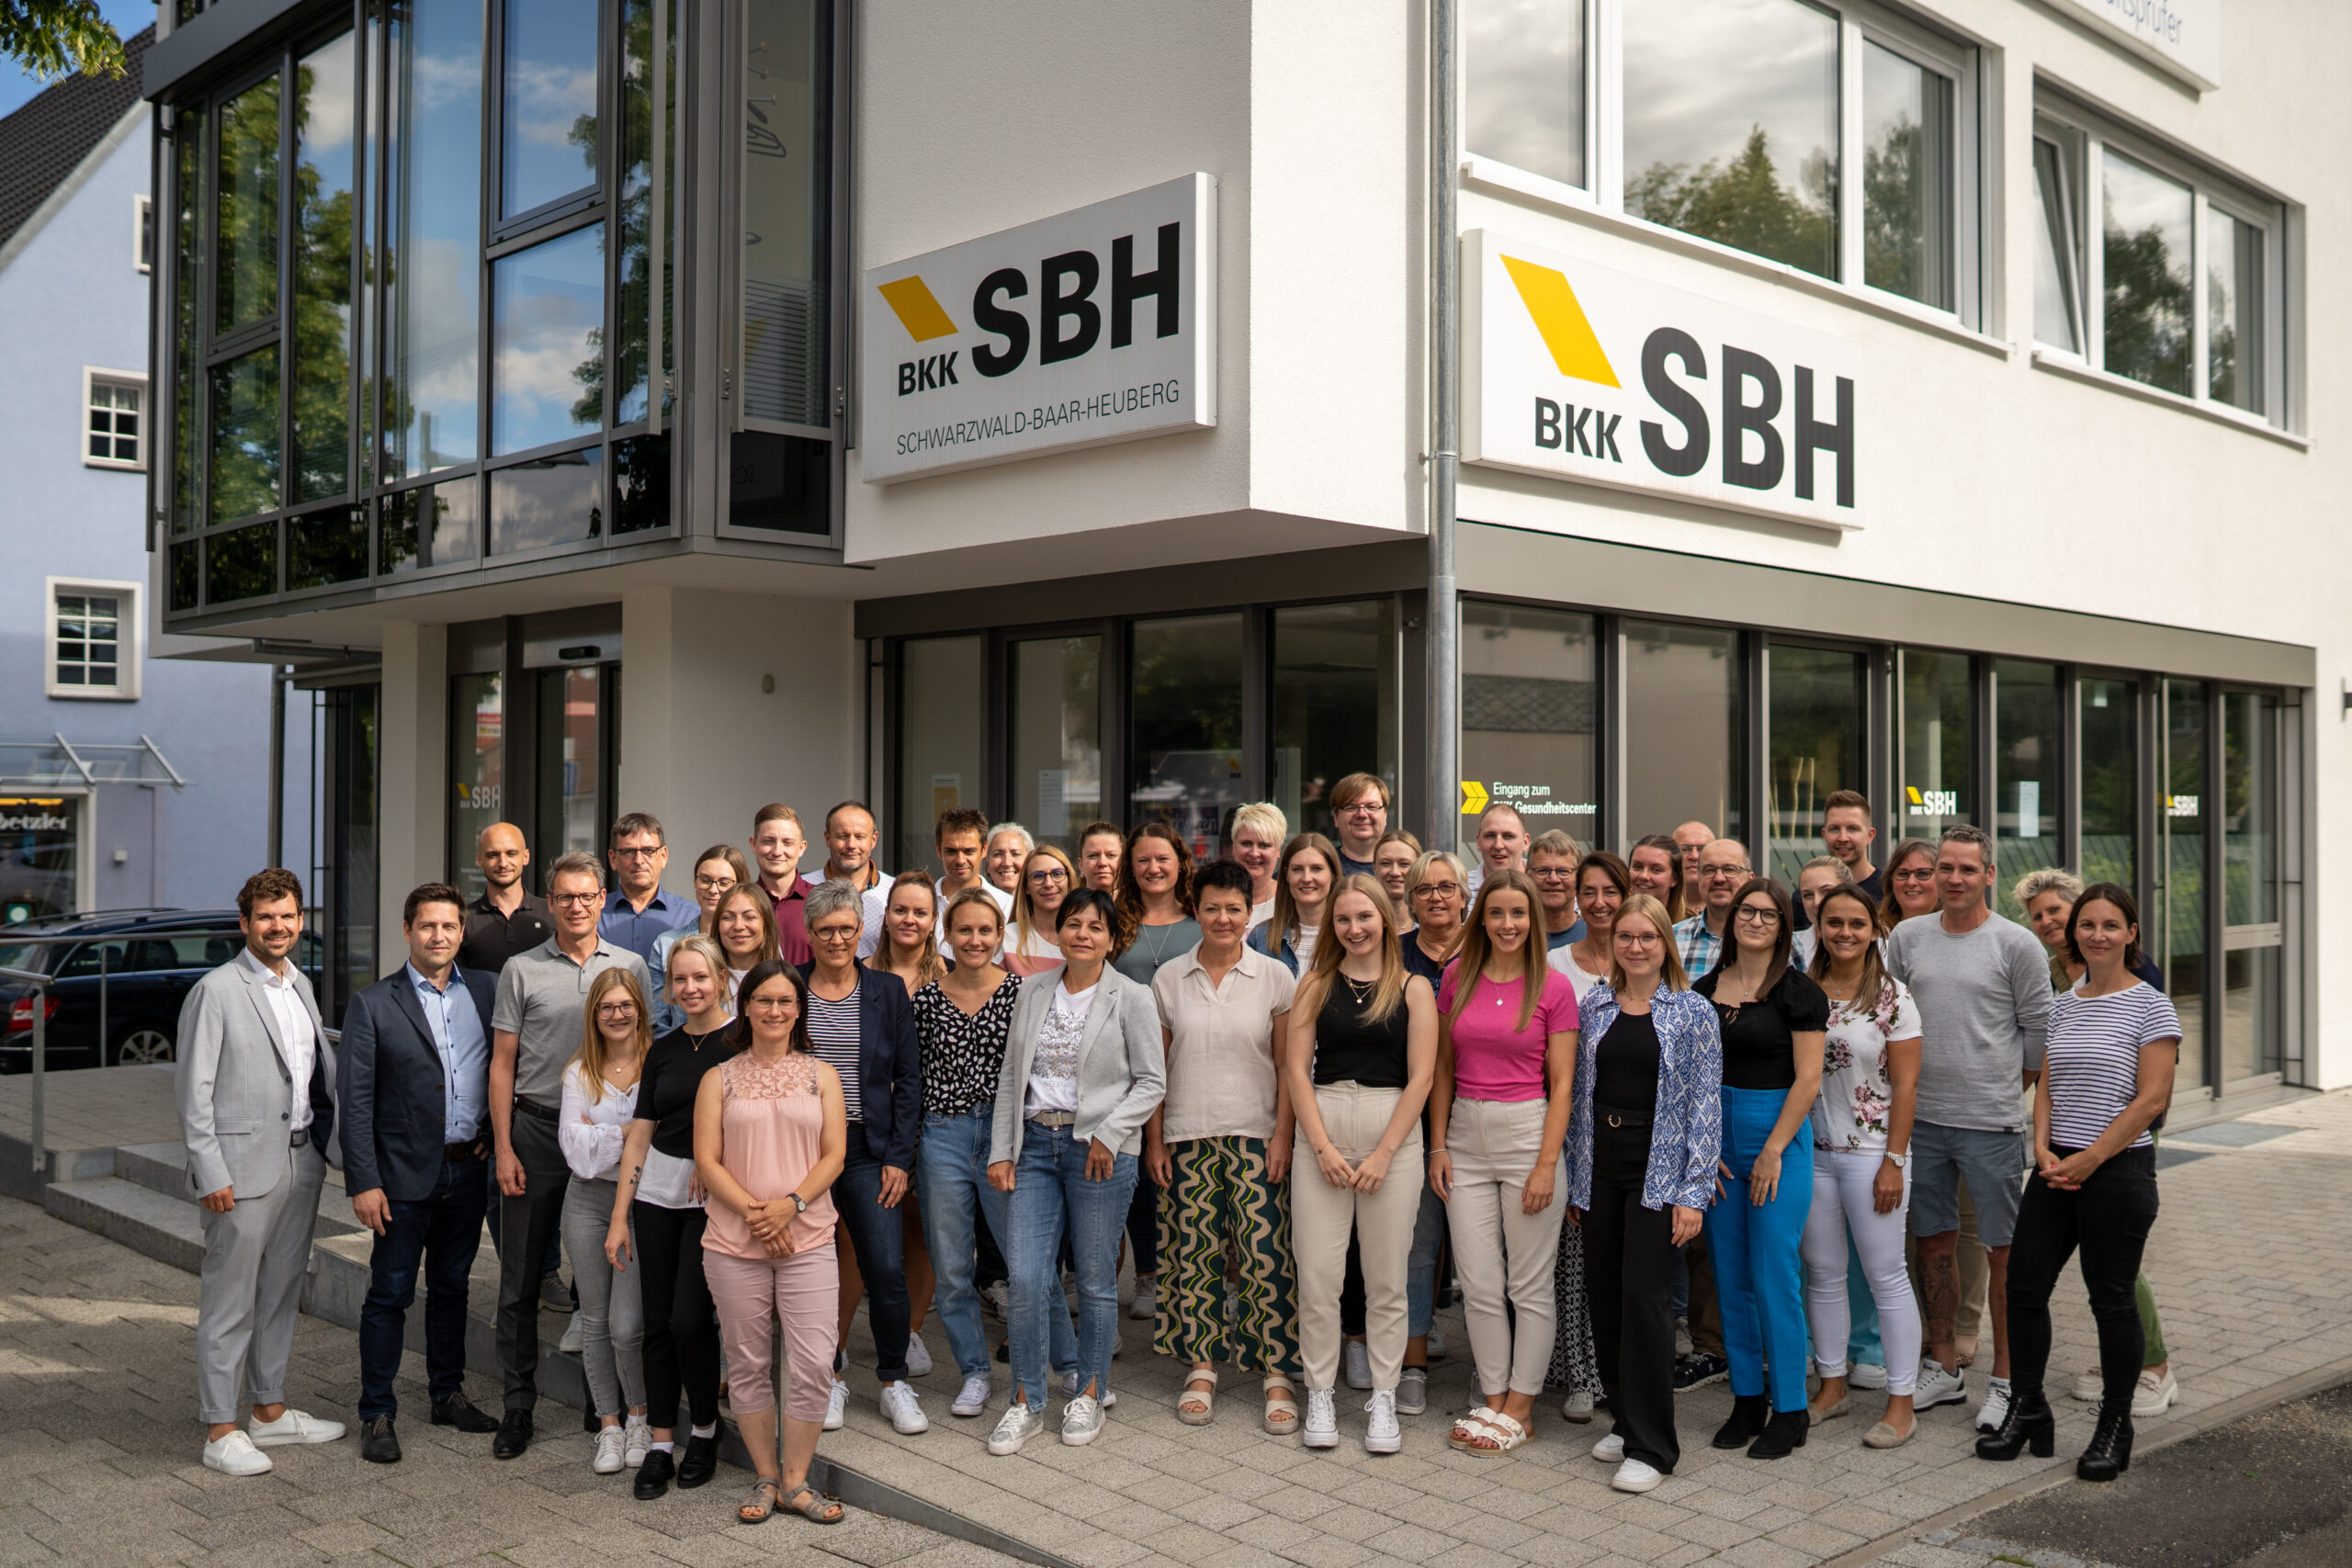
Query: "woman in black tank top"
1313 971 1411 1088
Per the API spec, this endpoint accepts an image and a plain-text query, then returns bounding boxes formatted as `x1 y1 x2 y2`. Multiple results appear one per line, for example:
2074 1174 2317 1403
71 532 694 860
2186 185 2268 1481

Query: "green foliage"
1627 124 1836 280
290 55 355 502
2102 215 2192 395
1860 112 1926 301
0 0 125 85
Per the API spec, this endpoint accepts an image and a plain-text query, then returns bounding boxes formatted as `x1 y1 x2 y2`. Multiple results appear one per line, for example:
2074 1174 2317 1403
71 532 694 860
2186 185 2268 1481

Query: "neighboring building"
141 0 2338 1109
0 26 287 931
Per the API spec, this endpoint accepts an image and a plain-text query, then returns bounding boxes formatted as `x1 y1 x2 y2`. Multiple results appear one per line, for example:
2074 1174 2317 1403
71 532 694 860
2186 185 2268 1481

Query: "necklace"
1136 919 1186 970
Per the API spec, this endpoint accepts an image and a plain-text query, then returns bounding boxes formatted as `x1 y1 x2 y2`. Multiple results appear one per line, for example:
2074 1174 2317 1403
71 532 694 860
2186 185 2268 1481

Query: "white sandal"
1447 1405 1506 1451
1459 1408 1531 1455
1178 1368 1217 1427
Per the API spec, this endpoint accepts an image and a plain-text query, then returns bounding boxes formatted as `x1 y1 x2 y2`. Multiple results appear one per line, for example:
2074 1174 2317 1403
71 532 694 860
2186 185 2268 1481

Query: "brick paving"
6 1089 2351 1567
0 1063 184 1156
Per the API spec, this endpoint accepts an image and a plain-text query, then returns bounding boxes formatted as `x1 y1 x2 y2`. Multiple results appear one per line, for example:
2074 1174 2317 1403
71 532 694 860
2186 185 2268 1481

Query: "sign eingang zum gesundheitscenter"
1464 229 1865 533
860 174 1217 481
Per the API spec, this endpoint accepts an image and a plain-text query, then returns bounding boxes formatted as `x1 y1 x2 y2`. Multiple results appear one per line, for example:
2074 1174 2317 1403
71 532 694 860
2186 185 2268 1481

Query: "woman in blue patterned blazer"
1566 893 1722 1495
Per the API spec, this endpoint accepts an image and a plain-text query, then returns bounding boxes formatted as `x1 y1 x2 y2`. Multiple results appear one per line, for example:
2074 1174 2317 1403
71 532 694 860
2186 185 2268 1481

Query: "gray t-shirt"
492 939 650 1106
1883 910 2052 1133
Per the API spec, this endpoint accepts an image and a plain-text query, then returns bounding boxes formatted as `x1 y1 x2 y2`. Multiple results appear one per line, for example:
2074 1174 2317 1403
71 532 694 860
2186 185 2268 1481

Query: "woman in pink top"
695 960 847 1525
1427 867 1579 1455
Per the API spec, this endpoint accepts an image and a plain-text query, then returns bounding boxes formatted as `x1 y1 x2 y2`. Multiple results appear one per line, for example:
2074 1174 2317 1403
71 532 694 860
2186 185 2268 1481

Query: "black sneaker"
430 1392 501 1433
1674 1352 1730 1393
360 1416 401 1464
633 1448 676 1500
676 1433 719 1489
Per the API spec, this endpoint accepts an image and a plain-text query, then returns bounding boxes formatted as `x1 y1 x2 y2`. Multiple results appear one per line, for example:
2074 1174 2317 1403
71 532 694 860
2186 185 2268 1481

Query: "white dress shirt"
239 945 316 1132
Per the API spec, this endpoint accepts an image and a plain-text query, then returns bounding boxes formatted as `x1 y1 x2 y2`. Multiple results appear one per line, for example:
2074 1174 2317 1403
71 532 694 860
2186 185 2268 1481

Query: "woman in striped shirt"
1977 883 2179 1484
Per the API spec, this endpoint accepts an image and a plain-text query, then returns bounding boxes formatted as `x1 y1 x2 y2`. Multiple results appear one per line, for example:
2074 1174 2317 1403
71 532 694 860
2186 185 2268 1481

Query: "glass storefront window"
172 129 202 532
209 344 282 525
1899 649 1972 841
1466 0 1583 190
215 74 281 333
2222 690 2278 926
379 474 482 572
2222 945 2279 1083
1012 636 1101 854
616 0 674 426
535 666 604 869
2079 676 2137 892
0 797 78 922
1624 620 1743 847
896 635 985 873
389 0 484 476
492 223 606 454
2102 149 2193 397
1273 602 1398 850
1860 40 1953 310
741 0 831 427
1766 644 1865 886
1994 660 2060 919
1461 602 1597 860
291 33 356 503
2163 679 2206 1096
491 447 605 554
1130 615 1245 857
448 671 504 897
500 0 599 220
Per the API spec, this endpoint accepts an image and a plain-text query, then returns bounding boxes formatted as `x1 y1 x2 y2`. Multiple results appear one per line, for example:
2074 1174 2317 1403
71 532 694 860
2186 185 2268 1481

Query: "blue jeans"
1008 1122 1137 1413
359 1152 490 1421
1406 1177 1445 1337
1707 1085 1815 1413
916 1108 1075 1380
833 1129 912 1382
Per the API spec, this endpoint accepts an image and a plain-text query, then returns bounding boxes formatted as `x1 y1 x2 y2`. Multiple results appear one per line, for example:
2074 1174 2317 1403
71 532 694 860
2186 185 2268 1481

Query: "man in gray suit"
177 868 346 1475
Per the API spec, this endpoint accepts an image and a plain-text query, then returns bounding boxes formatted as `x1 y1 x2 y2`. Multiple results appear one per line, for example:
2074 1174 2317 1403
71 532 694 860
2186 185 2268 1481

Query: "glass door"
2220 689 2281 1084
1992 660 2061 919
895 635 985 872
448 671 505 897
534 663 612 873
1130 615 1244 856
2162 679 2207 1098
2077 675 2138 894
1010 634 1102 856
1765 643 1867 886
1898 649 1974 843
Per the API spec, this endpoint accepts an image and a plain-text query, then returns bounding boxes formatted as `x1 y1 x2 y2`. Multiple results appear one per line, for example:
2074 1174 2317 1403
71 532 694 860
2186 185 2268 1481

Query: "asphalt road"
1966 1381 2352 1566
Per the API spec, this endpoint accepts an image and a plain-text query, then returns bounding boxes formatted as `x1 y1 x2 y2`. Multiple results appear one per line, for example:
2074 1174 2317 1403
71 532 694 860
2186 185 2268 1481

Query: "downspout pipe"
1427 0 1461 851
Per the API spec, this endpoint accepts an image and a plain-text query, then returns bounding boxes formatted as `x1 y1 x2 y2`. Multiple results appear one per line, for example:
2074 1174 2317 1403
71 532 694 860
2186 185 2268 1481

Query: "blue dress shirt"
408 962 489 1142
600 887 700 966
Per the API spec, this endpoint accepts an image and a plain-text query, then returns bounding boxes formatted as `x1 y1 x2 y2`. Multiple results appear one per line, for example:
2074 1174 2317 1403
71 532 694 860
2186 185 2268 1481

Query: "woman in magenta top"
1427 866 1579 1455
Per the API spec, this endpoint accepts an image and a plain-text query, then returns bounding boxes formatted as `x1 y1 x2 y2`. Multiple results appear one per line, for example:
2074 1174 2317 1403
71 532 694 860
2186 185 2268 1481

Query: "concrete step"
112 1141 192 1199
44 1175 205 1272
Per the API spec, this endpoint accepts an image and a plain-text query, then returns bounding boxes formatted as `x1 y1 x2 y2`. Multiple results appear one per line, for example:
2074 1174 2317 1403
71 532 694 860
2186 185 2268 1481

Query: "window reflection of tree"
1626 126 1836 279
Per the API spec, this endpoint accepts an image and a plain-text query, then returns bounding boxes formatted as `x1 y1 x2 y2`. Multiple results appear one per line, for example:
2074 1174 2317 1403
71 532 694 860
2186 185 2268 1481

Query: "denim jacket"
1566 983 1722 1213
1245 922 1299 974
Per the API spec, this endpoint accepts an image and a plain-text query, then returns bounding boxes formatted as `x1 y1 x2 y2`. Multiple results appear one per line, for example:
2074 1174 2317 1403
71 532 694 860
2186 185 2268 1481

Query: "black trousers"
1585 1118 1679 1472
633 1201 721 1430
2006 1145 2157 1412
494 1111 570 1412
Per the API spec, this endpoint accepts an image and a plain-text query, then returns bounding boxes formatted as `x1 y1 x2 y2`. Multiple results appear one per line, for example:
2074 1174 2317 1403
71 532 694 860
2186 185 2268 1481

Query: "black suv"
0 909 324 1072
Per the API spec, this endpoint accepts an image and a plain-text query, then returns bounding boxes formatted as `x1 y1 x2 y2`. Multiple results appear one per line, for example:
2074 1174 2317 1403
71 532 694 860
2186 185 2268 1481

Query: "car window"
59 933 232 976
0 941 46 975
56 942 124 978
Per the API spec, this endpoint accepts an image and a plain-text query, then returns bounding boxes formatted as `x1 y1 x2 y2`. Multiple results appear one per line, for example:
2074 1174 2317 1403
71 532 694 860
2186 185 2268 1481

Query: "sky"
0 0 160 121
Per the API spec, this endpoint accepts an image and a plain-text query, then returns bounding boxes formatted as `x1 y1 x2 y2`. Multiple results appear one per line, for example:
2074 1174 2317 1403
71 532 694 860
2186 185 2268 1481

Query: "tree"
0 0 125 84
1626 124 1836 281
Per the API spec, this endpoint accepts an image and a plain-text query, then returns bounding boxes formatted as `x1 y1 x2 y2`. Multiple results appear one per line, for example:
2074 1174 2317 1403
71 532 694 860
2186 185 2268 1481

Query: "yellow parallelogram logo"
876 276 958 342
1500 255 1619 388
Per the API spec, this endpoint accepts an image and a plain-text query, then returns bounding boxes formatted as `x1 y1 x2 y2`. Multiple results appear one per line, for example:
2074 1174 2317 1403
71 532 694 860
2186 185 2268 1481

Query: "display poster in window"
1463 229 1866 533
861 174 1218 481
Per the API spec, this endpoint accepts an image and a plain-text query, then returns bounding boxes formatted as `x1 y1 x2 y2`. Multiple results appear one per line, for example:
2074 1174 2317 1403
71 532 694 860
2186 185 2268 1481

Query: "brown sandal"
783 1483 844 1524
737 1478 782 1524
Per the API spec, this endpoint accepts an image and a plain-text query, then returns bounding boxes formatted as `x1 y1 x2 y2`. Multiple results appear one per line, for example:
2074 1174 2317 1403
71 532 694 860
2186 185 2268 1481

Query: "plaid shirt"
1675 912 1726 979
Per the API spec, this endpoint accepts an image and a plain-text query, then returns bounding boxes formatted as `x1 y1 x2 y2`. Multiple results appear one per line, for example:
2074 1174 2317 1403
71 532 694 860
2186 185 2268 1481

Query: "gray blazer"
989 963 1166 1165
175 954 334 1200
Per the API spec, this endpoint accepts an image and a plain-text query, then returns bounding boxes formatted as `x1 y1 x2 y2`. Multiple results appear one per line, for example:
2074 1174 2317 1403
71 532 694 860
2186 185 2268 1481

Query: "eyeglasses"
1892 868 1936 884
612 846 663 862
811 924 860 942
1531 867 1575 882
1702 865 1751 881
550 891 602 908
1617 932 1661 948
1340 802 1383 818
1734 907 1781 926
1413 883 1463 899
747 998 797 1015
695 874 738 892
1028 868 1069 886
596 1002 639 1019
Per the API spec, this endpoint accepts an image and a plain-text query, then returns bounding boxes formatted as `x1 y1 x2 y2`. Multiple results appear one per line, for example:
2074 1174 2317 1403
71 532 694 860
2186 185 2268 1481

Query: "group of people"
173 779 2181 1517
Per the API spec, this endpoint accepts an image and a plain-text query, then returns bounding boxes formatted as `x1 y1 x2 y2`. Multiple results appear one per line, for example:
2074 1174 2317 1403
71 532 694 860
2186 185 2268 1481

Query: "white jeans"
1444 1097 1565 1397
1801 1148 1922 1395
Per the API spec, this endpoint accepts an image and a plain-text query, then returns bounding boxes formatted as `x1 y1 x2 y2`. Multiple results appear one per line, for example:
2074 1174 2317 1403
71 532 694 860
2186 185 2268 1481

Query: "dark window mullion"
278 44 297 589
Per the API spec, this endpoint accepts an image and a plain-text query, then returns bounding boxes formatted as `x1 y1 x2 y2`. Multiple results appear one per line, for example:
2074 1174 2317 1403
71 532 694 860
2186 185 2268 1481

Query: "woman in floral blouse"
1800 884 1924 1449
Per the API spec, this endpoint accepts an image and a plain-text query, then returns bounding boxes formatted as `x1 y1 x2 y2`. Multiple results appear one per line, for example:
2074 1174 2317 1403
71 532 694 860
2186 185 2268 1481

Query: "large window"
1129 615 1245 854
2162 679 2206 1097
1273 602 1399 846
894 636 985 873
1011 636 1102 854
2221 690 2279 1082
1471 0 1974 316
1993 660 2061 919
1898 649 1972 843
2078 676 2137 892
1461 602 1598 858
448 671 505 898
1624 620 1743 846
1766 643 1866 886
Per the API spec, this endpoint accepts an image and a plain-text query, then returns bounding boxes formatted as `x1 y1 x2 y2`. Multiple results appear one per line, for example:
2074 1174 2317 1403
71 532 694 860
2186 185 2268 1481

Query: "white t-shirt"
1813 976 1919 1155
1024 980 1097 1116
1548 943 1609 1010
933 881 1016 958
1293 924 1322 970
1248 897 1275 932
2046 981 2180 1152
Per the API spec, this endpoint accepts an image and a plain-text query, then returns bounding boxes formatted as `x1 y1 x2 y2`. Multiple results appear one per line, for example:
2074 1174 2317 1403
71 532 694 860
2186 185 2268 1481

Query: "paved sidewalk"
0 1062 183 1157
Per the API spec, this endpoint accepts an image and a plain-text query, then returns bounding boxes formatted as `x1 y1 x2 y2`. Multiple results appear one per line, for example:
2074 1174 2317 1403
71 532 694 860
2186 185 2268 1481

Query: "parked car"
0 909 324 1072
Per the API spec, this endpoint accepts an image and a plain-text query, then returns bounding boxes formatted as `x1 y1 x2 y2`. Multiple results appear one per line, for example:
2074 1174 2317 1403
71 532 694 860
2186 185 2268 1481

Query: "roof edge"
0 101 149 281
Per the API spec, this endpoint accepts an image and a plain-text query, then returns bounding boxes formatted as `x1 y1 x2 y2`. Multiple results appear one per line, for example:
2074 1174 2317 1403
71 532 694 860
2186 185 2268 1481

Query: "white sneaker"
1058 1370 1116 1407
952 1373 992 1417
1914 1357 1967 1411
987 1403 1046 1455
592 1425 627 1473
1591 1432 1625 1463
1425 1324 1447 1361
1976 1376 2013 1433
1396 1367 1428 1416
560 1317 584 1356
1128 1275 1158 1321
1611 1458 1663 1494
880 1381 929 1434
983 1280 1009 1321
904 1332 933 1379
2071 1366 2106 1402
1343 1339 1373 1391
1060 1393 1105 1446
201 1429 273 1475
1301 1387 1339 1449
622 1414 651 1467
1561 1390 1596 1423
2133 1366 2180 1417
247 1409 345 1447
1363 1390 1400 1454
1849 1361 1889 1391
823 1378 850 1431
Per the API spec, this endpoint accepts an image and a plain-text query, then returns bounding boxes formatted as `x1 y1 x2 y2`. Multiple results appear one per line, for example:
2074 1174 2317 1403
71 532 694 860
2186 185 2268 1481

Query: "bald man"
458 824 552 976
1671 820 1714 923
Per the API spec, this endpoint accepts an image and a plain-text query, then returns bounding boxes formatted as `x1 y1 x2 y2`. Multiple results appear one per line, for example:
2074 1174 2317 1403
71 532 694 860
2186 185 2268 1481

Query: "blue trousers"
916 1107 1076 1380
833 1129 913 1382
1008 1123 1137 1413
1708 1086 1815 1413
359 1152 490 1421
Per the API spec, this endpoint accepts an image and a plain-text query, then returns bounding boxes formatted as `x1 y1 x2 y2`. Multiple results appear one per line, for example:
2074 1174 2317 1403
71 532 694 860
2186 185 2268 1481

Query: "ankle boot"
1973 1389 2055 1461
2076 1403 2134 1482
1712 1393 1769 1450
1746 1407 1809 1460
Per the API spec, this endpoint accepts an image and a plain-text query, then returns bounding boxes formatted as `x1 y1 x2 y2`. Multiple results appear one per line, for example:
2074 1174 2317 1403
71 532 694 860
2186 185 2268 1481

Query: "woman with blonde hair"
1248 831 1341 974
1373 830 1424 908
561 968 653 1472
1007 844 1079 977
1428 867 1580 1455
872 871 947 996
653 846 752 1029
1283 874 1438 1452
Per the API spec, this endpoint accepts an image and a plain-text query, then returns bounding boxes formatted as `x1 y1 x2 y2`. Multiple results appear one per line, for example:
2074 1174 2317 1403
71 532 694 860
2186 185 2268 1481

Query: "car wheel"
108 1025 175 1066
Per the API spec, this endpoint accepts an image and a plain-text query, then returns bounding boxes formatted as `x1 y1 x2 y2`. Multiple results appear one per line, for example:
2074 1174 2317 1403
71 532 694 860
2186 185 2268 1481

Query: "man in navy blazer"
338 884 503 1462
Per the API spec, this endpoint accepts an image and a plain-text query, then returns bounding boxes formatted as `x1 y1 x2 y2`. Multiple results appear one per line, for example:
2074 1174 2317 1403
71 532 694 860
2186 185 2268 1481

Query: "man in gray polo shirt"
488 851 648 1458
1883 825 2052 1432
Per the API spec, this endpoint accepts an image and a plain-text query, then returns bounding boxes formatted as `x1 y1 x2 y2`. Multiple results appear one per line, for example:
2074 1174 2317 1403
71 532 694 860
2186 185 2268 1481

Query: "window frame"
44 577 143 700
135 193 153 274
83 368 150 472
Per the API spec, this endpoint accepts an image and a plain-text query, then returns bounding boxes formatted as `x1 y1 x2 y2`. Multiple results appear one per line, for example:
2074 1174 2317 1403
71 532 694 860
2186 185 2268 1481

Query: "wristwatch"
1884 1152 1910 1169
789 1192 809 1213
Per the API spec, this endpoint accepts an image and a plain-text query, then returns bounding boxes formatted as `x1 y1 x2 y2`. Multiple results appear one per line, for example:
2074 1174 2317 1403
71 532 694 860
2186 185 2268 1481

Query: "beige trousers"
1445 1096 1566 1397
1293 1082 1422 1393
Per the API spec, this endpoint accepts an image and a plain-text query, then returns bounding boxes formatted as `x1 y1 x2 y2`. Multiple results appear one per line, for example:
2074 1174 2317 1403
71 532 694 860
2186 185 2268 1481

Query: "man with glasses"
1529 829 1589 966
600 812 696 965
1673 837 1750 979
1467 801 1530 897
488 852 649 1459
1328 773 1391 877
459 823 550 976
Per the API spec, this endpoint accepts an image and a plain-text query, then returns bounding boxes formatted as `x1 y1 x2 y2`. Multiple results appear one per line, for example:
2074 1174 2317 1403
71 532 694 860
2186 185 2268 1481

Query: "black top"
911 975 1022 1118
459 890 552 975
1694 964 1831 1091
1594 1010 1661 1120
1312 974 1410 1088
638 1026 739 1159
1401 936 1452 991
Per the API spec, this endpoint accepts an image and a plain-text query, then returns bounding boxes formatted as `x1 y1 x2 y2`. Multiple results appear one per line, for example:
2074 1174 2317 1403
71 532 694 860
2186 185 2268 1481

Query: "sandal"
1179 1368 1218 1427
1261 1374 1298 1435
738 1478 783 1525
782 1483 844 1525
1447 1405 1505 1451
1459 1409 1531 1455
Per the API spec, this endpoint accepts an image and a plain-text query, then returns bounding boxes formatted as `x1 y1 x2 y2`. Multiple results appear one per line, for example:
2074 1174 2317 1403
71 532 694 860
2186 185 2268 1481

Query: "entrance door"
534 663 616 874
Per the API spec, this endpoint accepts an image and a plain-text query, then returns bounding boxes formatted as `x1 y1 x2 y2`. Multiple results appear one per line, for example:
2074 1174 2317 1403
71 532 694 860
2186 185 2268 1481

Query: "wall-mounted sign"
1463 229 1865 533
861 174 1217 482
2041 0 2218 91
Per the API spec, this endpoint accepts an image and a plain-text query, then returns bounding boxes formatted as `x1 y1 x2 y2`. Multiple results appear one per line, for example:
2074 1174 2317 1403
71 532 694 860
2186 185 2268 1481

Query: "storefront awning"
0 736 187 791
